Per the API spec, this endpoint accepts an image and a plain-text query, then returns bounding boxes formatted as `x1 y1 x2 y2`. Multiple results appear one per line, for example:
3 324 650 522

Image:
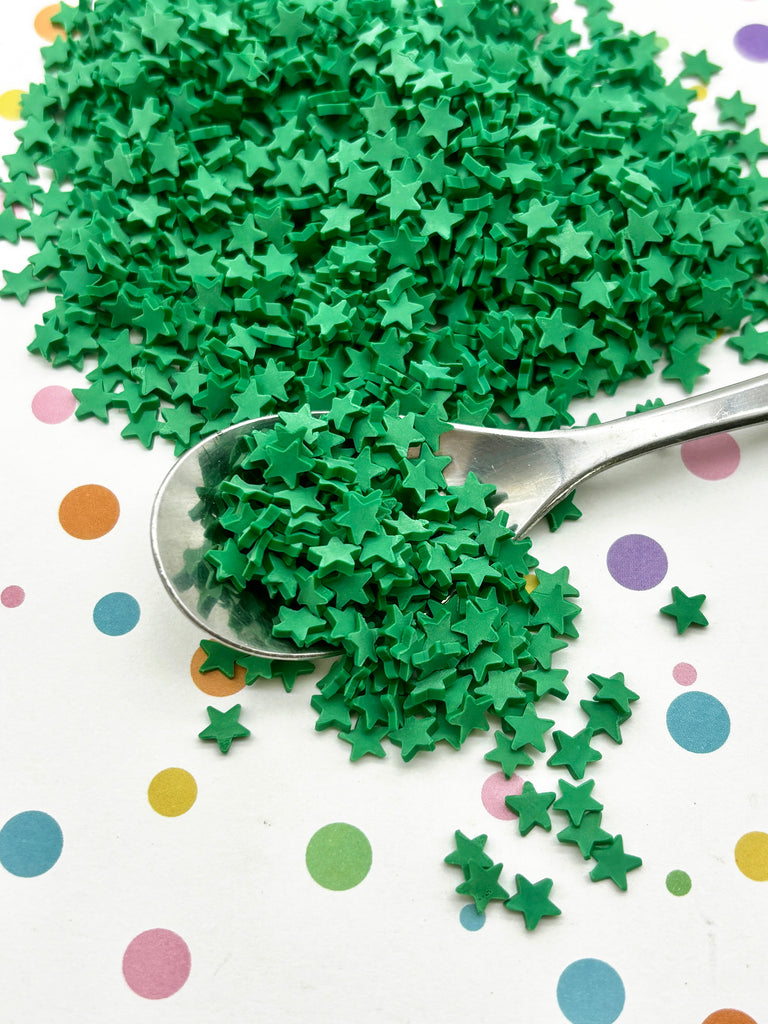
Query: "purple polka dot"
681 434 740 480
673 662 697 686
735 24 768 61
481 771 523 820
1 585 24 608
31 385 76 424
606 534 668 591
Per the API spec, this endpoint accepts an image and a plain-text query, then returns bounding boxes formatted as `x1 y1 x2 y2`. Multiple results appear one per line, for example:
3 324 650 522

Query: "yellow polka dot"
524 573 539 594
694 85 707 102
735 831 768 881
148 768 198 817
0 90 24 121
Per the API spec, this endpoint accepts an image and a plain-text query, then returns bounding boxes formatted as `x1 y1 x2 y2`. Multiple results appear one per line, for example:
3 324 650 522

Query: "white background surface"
0 1 766 1021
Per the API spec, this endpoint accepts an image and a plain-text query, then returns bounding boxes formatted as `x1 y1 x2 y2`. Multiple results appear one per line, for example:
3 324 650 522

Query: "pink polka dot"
673 662 697 686
122 928 191 1000
31 385 76 424
1 585 24 608
481 771 524 820
680 434 740 480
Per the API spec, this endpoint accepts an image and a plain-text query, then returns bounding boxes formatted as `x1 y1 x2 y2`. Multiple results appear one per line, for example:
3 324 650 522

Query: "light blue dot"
557 958 625 1024
0 811 63 877
459 903 485 931
666 691 730 753
93 592 140 636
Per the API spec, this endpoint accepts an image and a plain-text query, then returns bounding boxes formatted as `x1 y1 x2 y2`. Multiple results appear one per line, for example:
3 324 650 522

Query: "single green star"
338 718 388 760
588 671 639 714
680 49 721 83
579 698 629 743
546 491 582 532
547 728 602 780
505 781 556 835
513 198 559 239
716 91 756 127
417 96 463 146
199 704 250 753
447 694 492 744
550 221 592 263
553 779 603 826
727 323 768 362
484 730 534 778
659 586 709 633
391 714 435 761
420 197 462 240
503 702 555 753
445 830 493 877
509 387 557 430
448 471 496 515
455 860 509 913
589 834 643 890
505 875 561 930
557 811 612 859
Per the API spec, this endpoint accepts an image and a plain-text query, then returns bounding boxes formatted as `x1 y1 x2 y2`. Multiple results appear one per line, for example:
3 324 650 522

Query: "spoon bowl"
151 373 768 660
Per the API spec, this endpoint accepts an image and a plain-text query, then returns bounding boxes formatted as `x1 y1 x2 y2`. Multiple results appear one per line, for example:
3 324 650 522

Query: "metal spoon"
150 372 768 660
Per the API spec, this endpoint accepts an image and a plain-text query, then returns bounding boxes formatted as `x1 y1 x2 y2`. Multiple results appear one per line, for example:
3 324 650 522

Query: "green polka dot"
665 869 692 896
305 823 372 891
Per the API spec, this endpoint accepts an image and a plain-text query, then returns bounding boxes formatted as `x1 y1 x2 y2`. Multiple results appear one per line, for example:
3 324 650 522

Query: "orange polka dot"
190 645 246 697
702 1011 757 1024
58 484 120 539
34 4 66 42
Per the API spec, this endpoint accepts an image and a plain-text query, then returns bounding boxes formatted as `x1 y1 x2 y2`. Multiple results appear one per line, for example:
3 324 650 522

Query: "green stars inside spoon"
150 373 768 660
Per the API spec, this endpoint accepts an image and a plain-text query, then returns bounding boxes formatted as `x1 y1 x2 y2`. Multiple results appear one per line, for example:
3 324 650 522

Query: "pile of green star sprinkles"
4 0 768 919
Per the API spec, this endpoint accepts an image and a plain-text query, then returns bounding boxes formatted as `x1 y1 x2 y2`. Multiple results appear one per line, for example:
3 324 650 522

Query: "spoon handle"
579 372 768 470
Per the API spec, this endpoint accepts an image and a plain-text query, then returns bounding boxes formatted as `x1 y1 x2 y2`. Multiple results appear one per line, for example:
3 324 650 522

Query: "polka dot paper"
0 0 766 1021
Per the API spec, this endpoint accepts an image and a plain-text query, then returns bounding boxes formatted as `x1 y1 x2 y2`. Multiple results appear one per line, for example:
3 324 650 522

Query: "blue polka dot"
0 811 63 877
557 958 625 1024
666 691 730 753
459 903 485 931
93 592 140 636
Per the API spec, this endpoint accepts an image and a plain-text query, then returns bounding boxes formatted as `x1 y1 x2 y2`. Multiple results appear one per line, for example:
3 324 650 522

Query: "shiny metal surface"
151 373 768 659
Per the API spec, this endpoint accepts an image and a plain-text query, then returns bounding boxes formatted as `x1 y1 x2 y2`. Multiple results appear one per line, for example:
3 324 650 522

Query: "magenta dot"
122 929 191 1000
31 385 76 424
1 585 24 608
481 770 524 820
680 433 740 480
606 534 668 591
735 24 768 60
673 662 697 686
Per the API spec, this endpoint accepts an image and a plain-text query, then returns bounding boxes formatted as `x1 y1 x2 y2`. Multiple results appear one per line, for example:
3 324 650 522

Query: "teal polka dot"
93 592 140 635
666 691 730 753
0 811 63 877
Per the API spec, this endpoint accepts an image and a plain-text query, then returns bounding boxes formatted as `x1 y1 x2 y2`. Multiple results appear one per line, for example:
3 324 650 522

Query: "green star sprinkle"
444 830 493 878
484 730 534 778
557 811 613 859
553 779 604 826
455 860 510 914
504 874 561 930
198 704 251 753
505 781 556 836
589 834 643 890
588 671 639 715
547 729 602 780
660 586 709 633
